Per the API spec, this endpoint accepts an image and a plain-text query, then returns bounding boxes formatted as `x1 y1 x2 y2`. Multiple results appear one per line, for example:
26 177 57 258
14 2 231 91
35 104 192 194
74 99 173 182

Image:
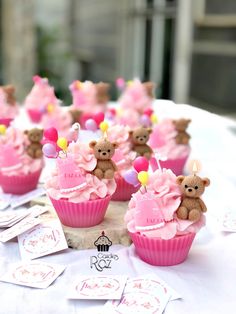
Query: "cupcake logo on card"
90 231 119 272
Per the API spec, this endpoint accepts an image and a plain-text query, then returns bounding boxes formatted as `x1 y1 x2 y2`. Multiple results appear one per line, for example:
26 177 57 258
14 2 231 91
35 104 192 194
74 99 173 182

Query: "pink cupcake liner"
0 118 13 127
112 176 140 201
49 195 111 228
0 168 42 195
159 155 189 176
129 232 196 266
27 109 43 123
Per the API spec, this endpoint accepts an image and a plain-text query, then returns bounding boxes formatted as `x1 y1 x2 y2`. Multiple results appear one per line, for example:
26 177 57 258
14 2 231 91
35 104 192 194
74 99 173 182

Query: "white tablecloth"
1 100 236 314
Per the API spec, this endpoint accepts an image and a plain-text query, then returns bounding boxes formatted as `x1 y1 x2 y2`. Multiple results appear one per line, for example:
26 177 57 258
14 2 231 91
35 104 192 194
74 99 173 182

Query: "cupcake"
106 125 138 201
125 168 210 266
45 138 117 228
94 231 112 252
24 75 61 123
0 127 44 194
149 118 191 175
0 85 19 126
116 79 155 128
69 80 110 128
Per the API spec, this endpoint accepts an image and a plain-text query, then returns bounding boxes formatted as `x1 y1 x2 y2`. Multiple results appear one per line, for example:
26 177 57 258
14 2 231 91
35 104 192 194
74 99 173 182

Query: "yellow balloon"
0 124 6 135
47 103 54 113
137 171 149 186
116 107 123 117
151 114 158 124
127 80 133 87
76 80 82 89
57 137 68 150
100 121 109 133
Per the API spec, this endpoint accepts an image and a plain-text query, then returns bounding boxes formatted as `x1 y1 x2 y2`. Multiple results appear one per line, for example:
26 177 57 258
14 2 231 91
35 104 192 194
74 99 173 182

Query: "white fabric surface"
1 100 236 313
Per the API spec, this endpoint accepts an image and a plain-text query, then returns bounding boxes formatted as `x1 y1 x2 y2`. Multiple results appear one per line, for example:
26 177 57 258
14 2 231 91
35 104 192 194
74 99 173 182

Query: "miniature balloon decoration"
116 77 125 90
44 127 58 142
99 121 109 133
140 114 151 127
93 112 105 126
47 103 55 113
85 119 97 131
123 169 140 187
0 124 6 135
42 143 57 158
151 114 158 124
57 137 68 151
133 157 149 173
137 171 149 186
143 108 154 117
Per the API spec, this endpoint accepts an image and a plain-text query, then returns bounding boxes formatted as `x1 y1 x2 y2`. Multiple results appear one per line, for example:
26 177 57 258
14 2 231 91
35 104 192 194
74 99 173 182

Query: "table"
1 100 236 313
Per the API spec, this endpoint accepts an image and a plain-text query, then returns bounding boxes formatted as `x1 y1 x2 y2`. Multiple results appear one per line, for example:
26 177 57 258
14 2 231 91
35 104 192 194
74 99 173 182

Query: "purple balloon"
85 119 98 131
42 143 57 158
123 169 139 187
140 114 151 127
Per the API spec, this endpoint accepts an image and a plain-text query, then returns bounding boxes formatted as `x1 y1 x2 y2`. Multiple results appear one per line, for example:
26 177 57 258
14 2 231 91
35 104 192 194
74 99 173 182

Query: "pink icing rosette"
115 108 141 129
125 169 205 240
45 141 116 203
119 79 152 114
0 127 44 176
0 88 18 119
148 119 190 159
106 125 136 174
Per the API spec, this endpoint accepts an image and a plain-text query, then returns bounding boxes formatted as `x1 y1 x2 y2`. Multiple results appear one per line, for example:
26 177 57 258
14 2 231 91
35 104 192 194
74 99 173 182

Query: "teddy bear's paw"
188 209 201 222
94 169 104 180
143 152 151 160
104 169 114 180
177 206 188 220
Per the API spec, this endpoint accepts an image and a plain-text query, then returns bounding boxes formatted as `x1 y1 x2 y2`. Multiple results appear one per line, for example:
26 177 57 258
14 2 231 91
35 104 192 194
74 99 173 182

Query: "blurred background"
0 0 235 115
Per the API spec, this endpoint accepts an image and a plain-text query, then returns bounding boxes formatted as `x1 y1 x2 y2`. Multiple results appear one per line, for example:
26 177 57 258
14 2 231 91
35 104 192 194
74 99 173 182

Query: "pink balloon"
93 112 105 126
42 143 57 158
140 114 151 127
123 169 139 187
133 157 149 173
143 108 154 117
44 127 58 142
85 119 98 131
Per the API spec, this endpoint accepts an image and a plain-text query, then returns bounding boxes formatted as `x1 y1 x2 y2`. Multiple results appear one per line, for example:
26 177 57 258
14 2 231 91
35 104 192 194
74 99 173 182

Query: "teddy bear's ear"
129 130 133 137
89 140 97 149
187 119 191 124
176 175 185 185
24 130 29 135
112 142 119 149
147 128 152 134
202 177 210 187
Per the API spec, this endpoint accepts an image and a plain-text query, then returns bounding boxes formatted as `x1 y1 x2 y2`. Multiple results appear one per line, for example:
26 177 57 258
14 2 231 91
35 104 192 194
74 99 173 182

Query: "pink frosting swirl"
125 169 205 239
45 141 116 202
115 108 141 128
119 79 152 113
149 119 190 159
24 76 60 110
106 125 136 175
0 127 43 176
0 88 18 119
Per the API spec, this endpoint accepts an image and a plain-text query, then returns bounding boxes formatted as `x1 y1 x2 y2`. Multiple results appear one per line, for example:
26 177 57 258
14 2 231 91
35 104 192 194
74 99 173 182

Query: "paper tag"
0 194 12 210
0 211 30 228
0 217 41 242
10 188 46 209
0 261 65 289
18 219 68 260
221 211 236 232
27 205 49 218
67 276 127 300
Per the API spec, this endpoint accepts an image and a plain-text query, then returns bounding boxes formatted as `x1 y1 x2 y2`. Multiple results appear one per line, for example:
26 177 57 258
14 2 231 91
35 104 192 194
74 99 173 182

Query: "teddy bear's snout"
102 152 107 156
188 188 193 192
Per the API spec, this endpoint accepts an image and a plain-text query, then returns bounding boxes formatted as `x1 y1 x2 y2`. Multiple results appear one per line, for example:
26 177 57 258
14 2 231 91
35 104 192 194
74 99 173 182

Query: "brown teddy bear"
173 118 191 145
24 128 43 159
1 85 16 106
69 109 82 124
143 81 155 98
176 175 210 222
95 82 110 104
89 138 118 179
129 127 153 159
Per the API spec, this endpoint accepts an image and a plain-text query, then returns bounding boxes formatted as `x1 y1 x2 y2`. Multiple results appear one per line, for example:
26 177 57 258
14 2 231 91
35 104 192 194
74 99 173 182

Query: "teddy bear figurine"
1 85 16 106
129 127 153 159
24 128 43 159
89 138 118 180
95 82 110 104
173 118 191 145
176 175 210 222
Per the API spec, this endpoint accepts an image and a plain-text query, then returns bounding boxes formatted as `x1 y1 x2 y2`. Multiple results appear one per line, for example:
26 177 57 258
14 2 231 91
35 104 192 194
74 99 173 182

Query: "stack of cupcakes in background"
0 126 44 194
0 85 19 127
44 127 118 228
125 157 210 266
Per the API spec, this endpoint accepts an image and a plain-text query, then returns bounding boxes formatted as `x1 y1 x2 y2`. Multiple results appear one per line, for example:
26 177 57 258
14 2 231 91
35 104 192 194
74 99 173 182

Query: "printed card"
0 194 12 210
0 217 41 242
10 187 46 209
67 275 127 300
0 261 66 289
18 218 68 260
27 205 49 218
221 211 236 232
